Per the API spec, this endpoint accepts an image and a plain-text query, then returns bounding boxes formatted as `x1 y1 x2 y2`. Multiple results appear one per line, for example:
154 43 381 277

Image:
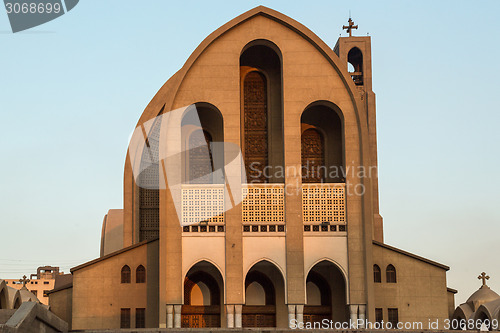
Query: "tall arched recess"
301 101 344 183
181 103 224 185
240 40 284 183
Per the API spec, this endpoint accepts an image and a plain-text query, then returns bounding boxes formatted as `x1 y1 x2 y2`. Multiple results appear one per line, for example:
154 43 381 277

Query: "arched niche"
240 40 284 183
301 101 344 183
348 47 363 85
181 103 224 184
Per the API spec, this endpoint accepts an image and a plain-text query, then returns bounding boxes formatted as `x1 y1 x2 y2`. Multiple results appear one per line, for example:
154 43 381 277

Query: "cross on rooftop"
478 272 490 287
343 18 358 37
19 275 30 287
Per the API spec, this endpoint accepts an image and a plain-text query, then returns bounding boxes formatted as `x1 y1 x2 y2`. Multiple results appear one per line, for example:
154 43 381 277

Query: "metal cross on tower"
478 272 490 287
343 18 358 37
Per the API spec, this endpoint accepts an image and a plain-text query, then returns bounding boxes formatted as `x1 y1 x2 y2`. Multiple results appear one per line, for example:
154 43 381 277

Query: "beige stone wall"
100 209 124 257
372 243 450 328
48 287 72 329
72 240 158 330
160 10 373 315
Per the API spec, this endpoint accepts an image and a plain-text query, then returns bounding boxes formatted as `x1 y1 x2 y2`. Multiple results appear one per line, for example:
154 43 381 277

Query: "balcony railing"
302 183 346 224
181 184 225 225
181 183 345 229
242 184 284 224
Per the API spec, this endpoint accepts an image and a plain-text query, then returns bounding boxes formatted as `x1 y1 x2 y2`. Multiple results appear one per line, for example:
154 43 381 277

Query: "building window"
43 281 49 285
375 308 383 323
136 308 145 328
31 290 37 296
388 308 398 328
136 265 146 283
120 308 131 328
386 264 397 283
121 265 131 283
373 264 381 283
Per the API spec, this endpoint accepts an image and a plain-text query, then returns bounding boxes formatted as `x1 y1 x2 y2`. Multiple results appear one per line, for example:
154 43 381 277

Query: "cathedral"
49 6 456 330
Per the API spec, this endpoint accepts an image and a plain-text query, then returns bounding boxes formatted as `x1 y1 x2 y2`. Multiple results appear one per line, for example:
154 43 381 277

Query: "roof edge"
373 240 450 271
71 237 159 273
45 283 73 295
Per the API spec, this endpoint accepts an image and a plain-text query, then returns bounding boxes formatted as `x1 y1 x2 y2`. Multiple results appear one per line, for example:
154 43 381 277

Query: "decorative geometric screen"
301 128 325 183
242 185 284 223
302 184 345 224
182 186 225 225
138 114 162 241
244 71 268 183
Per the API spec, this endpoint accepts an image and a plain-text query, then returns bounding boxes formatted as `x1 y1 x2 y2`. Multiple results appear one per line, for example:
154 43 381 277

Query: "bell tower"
334 18 383 242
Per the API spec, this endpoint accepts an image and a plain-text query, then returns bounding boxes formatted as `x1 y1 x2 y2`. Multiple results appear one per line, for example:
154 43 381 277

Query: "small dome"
466 286 500 312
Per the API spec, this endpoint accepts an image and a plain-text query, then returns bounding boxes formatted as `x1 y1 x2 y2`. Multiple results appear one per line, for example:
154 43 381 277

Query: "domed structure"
453 272 500 329
466 285 500 312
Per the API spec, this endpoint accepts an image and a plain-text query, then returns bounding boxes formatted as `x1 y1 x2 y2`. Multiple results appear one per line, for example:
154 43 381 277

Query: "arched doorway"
304 260 347 323
243 260 286 328
182 261 223 328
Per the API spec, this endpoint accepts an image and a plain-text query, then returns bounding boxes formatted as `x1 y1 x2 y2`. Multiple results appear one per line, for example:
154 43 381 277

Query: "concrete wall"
372 242 450 328
72 239 158 330
48 287 72 330
101 209 124 257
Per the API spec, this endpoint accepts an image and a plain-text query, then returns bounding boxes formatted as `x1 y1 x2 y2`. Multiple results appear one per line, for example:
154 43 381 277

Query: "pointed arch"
243 259 286 328
136 265 146 283
121 265 131 284
304 259 348 323
182 260 223 328
373 264 381 283
386 264 397 283
0 281 8 309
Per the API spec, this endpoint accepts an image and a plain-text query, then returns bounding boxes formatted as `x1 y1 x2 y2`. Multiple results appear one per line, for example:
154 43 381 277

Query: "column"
296 304 304 325
288 305 296 328
235 304 242 328
173 304 182 328
166 305 173 328
358 305 366 328
349 304 359 328
226 304 234 328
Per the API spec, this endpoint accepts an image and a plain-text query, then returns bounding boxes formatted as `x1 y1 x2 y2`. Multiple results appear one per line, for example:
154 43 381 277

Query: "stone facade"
59 6 455 330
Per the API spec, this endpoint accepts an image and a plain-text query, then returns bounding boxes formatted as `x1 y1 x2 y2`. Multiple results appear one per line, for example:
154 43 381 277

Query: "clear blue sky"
1 0 499 305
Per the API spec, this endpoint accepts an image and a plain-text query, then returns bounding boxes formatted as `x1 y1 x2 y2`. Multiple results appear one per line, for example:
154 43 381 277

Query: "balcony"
181 183 345 233
242 184 284 224
302 183 346 230
181 184 225 226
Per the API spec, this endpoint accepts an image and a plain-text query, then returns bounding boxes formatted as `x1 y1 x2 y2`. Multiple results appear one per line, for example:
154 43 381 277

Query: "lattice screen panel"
182 187 225 225
242 185 284 223
302 184 346 224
